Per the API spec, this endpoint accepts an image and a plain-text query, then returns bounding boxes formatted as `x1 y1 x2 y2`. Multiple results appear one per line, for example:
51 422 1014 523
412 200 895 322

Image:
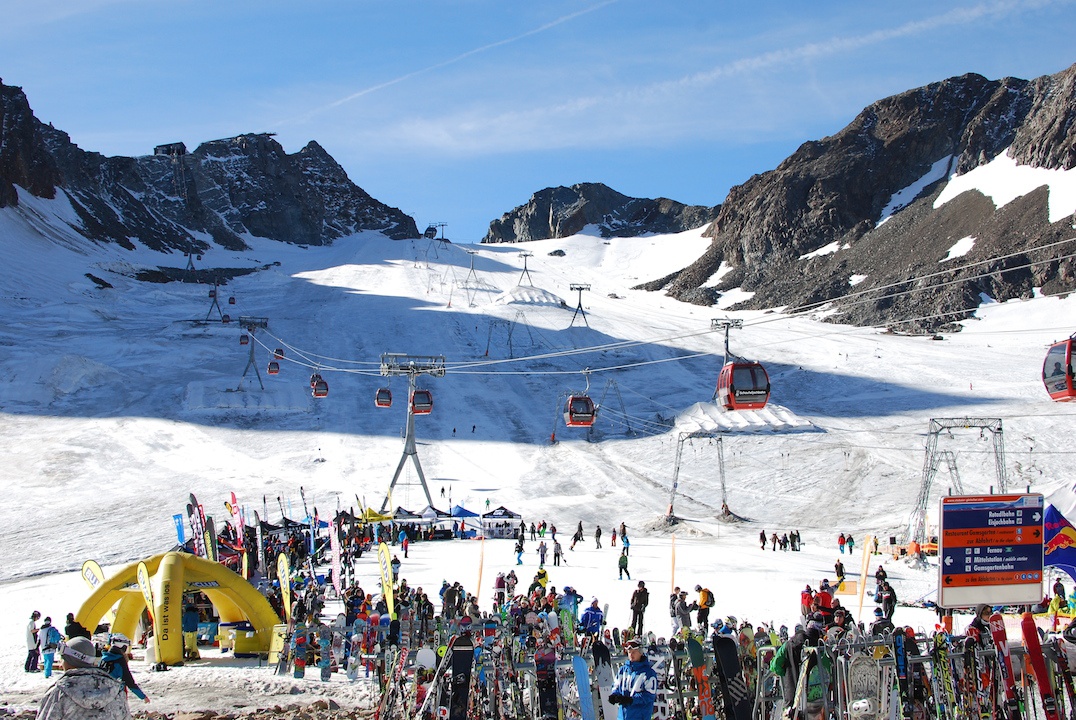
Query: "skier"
771 532 779 551
38 636 146 720
608 638 658 720
595 526 602 549
629 581 648 635
618 549 630 579
838 532 846 554
553 540 564 566
621 534 630 555
537 540 548 567
25 610 40 673
846 534 855 553
515 538 524 565
760 530 767 550
695 585 715 628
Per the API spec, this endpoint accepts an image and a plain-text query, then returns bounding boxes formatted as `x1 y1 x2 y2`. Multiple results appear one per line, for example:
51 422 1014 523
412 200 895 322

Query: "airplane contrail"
292 0 619 123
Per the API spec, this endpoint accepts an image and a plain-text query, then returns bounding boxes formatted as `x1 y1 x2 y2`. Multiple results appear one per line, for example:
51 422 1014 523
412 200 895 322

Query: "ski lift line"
445 351 716 376
444 328 719 370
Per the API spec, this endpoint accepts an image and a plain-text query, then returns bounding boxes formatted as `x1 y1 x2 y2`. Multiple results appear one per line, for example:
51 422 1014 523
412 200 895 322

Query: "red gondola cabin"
563 395 597 427
312 379 329 398
411 389 433 414
267 361 280 375
1044 338 1076 401
716 361 771 411
375 388 393 408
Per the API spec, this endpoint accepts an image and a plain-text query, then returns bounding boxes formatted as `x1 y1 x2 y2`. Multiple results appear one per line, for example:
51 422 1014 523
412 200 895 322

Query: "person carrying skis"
630 581 648 635
609 638 658 720
618 549 630 579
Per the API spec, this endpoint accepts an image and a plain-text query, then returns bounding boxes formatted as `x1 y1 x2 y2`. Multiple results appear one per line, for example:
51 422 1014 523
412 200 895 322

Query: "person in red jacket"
800 585 814 618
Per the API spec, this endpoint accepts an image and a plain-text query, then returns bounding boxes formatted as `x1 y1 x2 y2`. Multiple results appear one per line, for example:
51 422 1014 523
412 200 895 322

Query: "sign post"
938 493 1044 608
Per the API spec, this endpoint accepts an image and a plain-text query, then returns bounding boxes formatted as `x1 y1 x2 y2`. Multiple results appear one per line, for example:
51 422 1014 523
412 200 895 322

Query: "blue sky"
1 1 1073 241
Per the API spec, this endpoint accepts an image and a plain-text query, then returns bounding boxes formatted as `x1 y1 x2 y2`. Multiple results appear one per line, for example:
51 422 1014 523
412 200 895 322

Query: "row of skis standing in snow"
276 595 1076 720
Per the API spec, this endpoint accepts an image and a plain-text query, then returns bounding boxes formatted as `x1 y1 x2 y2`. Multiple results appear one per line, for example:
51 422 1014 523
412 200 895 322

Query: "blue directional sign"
938 493 1044 608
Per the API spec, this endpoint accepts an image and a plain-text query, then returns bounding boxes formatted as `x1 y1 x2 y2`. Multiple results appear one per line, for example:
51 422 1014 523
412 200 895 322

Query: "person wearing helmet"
101 634 150 702
608 639 658 720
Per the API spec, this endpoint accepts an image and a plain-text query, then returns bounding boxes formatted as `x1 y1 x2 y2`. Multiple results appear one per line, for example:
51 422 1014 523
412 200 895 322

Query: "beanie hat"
61 636 99 669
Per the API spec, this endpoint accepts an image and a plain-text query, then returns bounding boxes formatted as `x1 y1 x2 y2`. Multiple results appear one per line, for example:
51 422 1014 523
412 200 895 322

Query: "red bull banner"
1045 482 1076 584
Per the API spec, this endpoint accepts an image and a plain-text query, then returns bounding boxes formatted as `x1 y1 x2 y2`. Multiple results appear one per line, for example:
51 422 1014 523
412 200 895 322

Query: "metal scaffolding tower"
907 417 1007 544
379 353 446 512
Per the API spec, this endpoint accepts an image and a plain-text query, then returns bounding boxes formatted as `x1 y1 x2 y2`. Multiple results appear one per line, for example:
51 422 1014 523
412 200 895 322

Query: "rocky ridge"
641 63 1076 330
482 182 719 244
0 81 418 256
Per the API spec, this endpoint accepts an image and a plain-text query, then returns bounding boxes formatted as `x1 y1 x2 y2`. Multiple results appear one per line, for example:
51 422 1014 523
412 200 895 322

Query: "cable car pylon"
236 316 269 390
378 353 446 513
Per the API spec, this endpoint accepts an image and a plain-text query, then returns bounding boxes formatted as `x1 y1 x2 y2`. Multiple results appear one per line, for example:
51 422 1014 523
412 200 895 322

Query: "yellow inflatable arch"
77 551 280 666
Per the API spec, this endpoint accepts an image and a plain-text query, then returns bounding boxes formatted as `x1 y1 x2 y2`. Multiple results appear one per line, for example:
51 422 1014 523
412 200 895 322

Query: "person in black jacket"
630 581 648 635
63 613 91 640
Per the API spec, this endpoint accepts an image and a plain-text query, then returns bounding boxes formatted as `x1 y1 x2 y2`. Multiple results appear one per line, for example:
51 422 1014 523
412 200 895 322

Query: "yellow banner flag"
277 553 292 623
378 542 396 618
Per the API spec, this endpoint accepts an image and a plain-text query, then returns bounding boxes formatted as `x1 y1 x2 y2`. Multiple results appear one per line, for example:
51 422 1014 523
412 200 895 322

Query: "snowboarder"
618 549 630 579
630 581 648 635
609 639 658 720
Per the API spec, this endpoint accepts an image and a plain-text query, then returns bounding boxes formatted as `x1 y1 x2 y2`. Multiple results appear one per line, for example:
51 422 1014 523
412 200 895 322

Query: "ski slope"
2 180 1076 712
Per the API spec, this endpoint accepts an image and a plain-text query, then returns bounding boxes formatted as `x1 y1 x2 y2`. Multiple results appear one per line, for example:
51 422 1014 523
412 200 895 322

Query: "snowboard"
535 642 559 719
687 636 718 720
846 651 881 720
592 640 619 720
292 626 307 679
449 634 476 720
1022 611 1061 720
574 654 598 720
317 625 332 681
346 623 363 681
713 633 753 720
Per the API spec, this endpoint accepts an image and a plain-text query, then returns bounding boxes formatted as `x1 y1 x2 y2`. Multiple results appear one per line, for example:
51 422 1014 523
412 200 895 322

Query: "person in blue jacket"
182 605 201 660
579 597 604 638
100 634 149 703
608 638 657 720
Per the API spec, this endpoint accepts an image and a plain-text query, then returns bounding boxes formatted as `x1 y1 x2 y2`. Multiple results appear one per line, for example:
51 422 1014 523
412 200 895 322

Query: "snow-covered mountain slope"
1 186 1076 711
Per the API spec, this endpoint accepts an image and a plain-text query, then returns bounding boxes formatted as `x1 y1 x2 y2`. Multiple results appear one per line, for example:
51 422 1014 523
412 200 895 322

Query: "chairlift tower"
378 353 446 512
666 431 730 525
236 316 269 391
568 283 591 328
518 251 534 286
205 278 225 322
906 417 1007 544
